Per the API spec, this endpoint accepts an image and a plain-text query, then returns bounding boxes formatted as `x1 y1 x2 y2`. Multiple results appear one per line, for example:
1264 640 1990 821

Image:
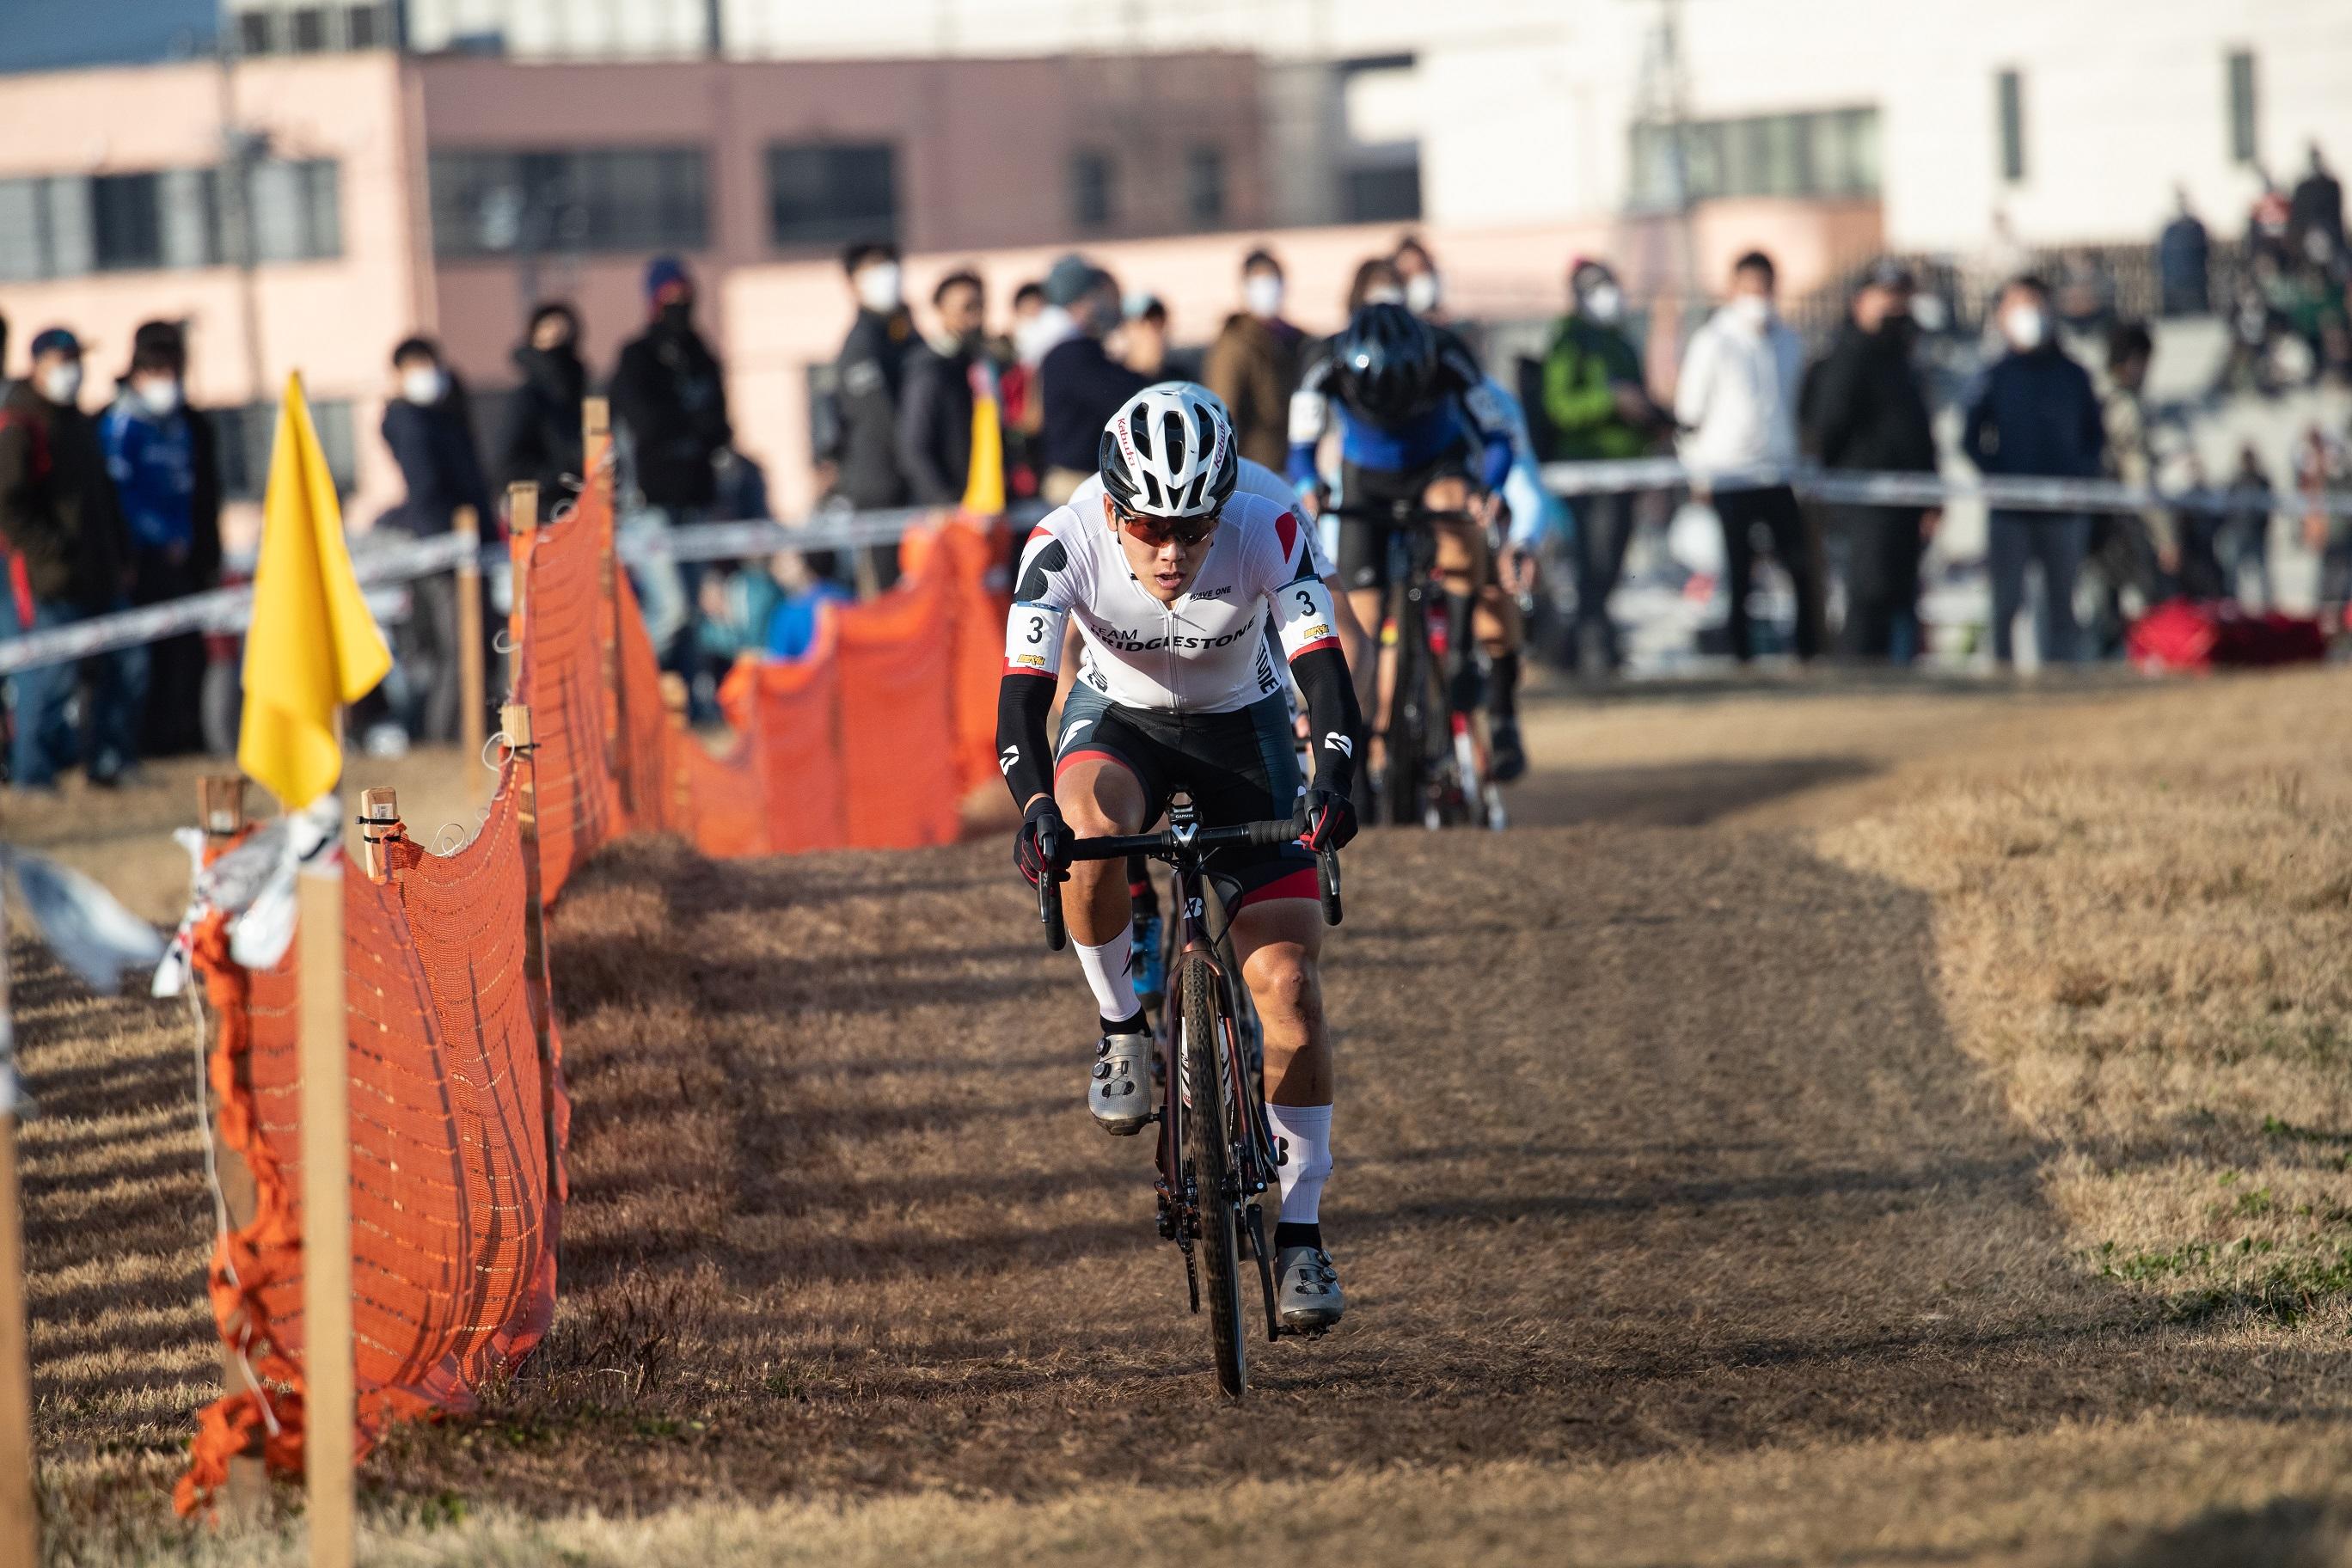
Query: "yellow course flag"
236 372 391 810
961 364 1007 517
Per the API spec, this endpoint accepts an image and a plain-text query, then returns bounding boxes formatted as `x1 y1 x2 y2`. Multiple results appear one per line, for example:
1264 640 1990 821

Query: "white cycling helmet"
1099 383 1239 521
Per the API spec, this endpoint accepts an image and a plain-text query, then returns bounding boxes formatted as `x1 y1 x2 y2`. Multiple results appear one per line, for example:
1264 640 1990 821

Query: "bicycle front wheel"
1180 954 1248 1398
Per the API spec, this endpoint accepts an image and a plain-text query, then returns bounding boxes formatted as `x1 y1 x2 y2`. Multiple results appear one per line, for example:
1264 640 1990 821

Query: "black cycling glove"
1296 787 1357 854
1014 797 1069 887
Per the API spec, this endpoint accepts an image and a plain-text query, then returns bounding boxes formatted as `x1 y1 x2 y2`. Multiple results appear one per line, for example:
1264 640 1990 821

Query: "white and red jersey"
1005 490 1341 714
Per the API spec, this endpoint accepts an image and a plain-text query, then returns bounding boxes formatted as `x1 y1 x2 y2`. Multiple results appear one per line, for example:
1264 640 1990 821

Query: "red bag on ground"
2127 600 2327 671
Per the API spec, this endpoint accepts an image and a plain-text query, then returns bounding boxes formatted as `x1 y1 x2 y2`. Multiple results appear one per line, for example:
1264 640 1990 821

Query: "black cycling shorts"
1055 685 1315 909
1335 454 1478 592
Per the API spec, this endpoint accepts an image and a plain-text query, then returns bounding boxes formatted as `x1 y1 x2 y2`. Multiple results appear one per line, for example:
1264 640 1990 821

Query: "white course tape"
0 505 1003 675
1540 458 2352 519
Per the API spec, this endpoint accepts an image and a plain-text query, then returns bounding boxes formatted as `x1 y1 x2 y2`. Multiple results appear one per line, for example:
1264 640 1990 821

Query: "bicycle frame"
1039 804 1340 1350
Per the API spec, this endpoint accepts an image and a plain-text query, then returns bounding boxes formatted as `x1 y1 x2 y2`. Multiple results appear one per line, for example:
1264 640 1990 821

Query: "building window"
0 158 339 279
289 6 328 51
346 2 387 49
90 173 166 273
1996 69 2025 183
2226 50 2258 164
213 400 357 500
236 9 273 54
1070 150 1114 231
766 144 897 248
1628 107 1879 210
427 148 709 258
250 158 340 262
1343 162 1421 224
1185 144 1226 229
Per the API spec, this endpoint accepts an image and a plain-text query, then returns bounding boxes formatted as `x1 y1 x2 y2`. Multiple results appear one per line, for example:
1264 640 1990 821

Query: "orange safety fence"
178 773 564 1512
178 447 1008 1510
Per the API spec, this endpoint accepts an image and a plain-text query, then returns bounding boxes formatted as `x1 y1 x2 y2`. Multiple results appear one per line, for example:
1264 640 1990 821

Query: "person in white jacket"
1675 250 1819 661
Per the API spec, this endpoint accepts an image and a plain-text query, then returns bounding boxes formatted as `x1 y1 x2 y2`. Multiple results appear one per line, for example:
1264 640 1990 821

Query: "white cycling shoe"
1088 1031 1155 1136
1275 1245 1345 1332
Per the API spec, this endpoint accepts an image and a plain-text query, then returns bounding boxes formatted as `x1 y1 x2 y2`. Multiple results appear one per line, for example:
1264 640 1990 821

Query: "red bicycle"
1039 799 1341 1396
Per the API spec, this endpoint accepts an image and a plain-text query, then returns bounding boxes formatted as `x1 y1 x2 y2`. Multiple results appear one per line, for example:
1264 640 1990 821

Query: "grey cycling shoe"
1088 1032 1155 1136
1276 1245 1345 1331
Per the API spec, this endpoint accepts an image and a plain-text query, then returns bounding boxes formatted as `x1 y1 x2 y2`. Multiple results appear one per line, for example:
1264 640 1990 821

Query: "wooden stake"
297 849 354 1568
506 482 536 699
501 704 561 1196
0 922 38 1568
195 779 267 1519
581 400 632 818
199 775 248 842
453 507 487 809
357 787 404 884
658 672 693 827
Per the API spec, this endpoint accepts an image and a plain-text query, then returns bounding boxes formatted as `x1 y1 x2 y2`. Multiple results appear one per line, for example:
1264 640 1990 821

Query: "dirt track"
20 676 2352 1563
362 815 2330 1508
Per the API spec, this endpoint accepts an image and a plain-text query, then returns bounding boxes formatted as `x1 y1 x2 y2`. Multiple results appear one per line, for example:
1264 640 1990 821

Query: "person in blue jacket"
99 321 220 756
1963 275 2107 666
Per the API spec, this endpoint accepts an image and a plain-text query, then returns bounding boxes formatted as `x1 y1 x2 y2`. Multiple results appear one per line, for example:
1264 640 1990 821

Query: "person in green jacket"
1537 260 1669 673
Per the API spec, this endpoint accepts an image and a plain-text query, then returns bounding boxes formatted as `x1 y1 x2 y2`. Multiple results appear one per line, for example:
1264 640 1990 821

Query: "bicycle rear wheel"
1180 954 1248 1397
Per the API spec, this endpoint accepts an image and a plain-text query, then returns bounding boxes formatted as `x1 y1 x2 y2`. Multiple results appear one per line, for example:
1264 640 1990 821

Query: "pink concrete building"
0 46 1877 536
0 47 1265 542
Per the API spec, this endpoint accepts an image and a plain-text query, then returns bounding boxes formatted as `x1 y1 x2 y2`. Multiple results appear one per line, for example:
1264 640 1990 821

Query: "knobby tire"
1181 954 1248 1397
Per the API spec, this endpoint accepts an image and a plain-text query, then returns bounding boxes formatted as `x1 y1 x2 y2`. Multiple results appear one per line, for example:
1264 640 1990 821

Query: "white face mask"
1583 282 1623 323
2005 305 2048 351
1405 272 1442 314
854 261 903 315
1730 294 1773 328
38 362 82 405
134 377 181 416
1361 285 1406 308
401 366 444 405
1244 273 1285 320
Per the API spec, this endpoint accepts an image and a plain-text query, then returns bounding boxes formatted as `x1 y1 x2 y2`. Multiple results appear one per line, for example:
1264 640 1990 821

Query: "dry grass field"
15 665 2352 1566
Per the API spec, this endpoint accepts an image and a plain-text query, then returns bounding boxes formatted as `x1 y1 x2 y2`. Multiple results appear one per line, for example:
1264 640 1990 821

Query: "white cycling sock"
1265 1102 1332 1227
1075 927 1142 1026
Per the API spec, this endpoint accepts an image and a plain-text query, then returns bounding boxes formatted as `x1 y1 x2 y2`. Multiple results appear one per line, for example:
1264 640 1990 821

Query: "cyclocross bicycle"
1325 499 1506 831
1037 799 1341 1397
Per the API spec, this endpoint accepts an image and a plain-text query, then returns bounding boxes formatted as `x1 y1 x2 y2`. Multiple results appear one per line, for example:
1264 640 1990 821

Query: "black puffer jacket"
1802 321 1936 474
498 342 587 500
0 380 130 608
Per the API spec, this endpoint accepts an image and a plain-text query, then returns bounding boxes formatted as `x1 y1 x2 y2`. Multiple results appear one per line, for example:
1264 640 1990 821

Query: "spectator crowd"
7 156 2352 793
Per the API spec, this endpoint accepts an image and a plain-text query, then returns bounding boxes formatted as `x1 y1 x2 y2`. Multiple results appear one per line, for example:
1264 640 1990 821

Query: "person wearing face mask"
1393 235 1447 323
101 321 221 756
897 269 992 508
498 302 588 503
1800 260 1939 662
1675 250 1818 664
1538 258 1669 674
1963 274 2107 667
1036 254 1148 505
374 334 490 745
610 255 732 661
824 240 916 518
0 328 138 789
1204 248 1307 471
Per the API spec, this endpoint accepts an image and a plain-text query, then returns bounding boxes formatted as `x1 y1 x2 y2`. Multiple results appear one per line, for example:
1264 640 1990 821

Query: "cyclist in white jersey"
1043 395 1370 1015
999 384 1362 1331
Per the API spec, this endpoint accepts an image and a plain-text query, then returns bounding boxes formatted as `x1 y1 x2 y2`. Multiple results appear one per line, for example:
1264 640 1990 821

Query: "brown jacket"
1204 312 1305 472
0 380 129 609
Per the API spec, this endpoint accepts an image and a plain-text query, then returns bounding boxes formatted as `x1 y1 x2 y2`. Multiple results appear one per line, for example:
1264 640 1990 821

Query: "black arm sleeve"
995 674 1058 809
1289 643 1363 800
